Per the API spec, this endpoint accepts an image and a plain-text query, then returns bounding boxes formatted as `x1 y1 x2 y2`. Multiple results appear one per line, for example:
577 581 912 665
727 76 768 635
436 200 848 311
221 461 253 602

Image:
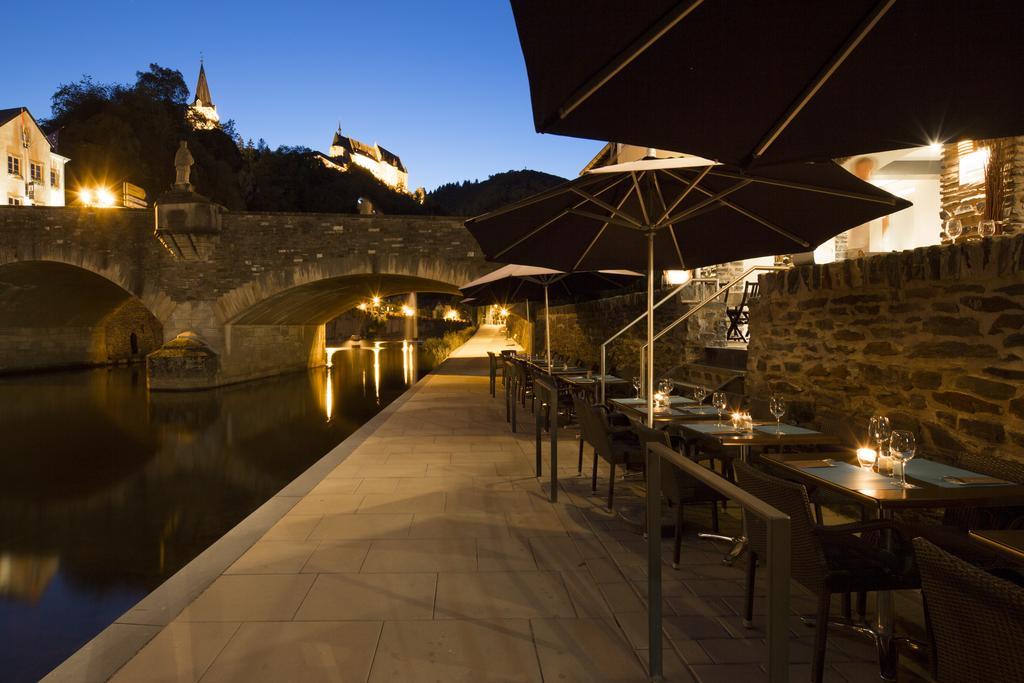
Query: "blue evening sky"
5 1 601 191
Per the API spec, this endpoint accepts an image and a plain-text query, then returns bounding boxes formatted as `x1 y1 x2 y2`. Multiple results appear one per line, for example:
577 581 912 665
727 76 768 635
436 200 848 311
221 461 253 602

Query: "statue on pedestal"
174 140 194 190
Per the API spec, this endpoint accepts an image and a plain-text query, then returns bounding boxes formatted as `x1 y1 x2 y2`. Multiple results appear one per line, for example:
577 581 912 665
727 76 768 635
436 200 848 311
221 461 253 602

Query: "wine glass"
945 218 963 242
693 384 708 405
979 219 997 238
659 378 674 398
869 415 891 471
889 430 917 488
631 376 642 399
712 391 728 425
769 394 786 434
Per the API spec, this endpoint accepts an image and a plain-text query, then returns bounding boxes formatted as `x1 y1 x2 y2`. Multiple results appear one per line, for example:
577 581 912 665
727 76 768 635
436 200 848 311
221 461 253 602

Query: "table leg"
699 445 749 564
875 506 898 680
549 397 558 503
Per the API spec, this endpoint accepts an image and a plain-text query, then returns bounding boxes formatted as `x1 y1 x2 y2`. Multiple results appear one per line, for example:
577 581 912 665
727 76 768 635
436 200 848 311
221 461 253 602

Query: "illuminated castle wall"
318 126 409 192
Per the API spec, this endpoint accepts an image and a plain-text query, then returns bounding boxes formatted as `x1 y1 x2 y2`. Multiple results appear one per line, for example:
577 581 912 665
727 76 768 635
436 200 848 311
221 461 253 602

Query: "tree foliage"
45 63 430 214
428 170 567 216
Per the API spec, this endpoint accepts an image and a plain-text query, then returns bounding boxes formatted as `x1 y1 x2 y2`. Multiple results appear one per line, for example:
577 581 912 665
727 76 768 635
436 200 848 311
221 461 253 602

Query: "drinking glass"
869 415 891 452
659 379 674 397
945 218 963 242
632 376 642 399
979 219 997 238
889 430 917 488
693 384 708 404
712 391 728 426
769 394 786 434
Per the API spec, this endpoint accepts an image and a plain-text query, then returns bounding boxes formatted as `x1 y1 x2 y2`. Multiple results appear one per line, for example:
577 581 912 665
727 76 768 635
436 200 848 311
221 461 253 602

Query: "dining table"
760 451 1024 680
968 529 1024 564
674 420 841 464
608 396 696 423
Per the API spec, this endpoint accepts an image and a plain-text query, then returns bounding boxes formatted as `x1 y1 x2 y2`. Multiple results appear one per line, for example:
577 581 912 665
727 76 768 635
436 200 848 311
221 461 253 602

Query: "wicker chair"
572 393 642 511
733 462 919 683
632 421 725 567
913 537 1024 682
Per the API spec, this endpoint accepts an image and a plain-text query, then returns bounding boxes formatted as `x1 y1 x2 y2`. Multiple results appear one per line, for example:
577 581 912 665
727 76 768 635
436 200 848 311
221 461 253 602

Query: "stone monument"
154 140 224 260
173 141 195 190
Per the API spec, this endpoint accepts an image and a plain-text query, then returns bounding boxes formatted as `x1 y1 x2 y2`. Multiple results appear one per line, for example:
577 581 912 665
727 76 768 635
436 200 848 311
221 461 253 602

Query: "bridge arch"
0 259 167 373
215 255 483 326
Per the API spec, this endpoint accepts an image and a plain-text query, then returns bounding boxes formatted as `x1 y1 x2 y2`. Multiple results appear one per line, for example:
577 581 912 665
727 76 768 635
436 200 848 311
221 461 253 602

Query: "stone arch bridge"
0 205 488 389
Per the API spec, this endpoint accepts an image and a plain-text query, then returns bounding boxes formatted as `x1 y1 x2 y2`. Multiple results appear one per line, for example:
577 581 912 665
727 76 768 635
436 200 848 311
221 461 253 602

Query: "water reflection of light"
324 368 334 421
372 342 382 401
401 339 416 385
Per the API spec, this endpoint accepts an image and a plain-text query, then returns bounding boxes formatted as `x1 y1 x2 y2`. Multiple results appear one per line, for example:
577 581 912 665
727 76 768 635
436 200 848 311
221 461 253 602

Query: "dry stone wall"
747 234 1024 464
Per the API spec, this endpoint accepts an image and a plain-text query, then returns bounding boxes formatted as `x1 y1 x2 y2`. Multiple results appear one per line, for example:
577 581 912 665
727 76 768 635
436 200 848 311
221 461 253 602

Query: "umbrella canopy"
460 264 641 304
511 0 1024 167
460 264 641 369
466 158 911 272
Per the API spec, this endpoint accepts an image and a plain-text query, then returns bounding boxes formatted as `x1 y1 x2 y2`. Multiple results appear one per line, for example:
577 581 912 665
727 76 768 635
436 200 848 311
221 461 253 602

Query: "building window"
30 162 43 182
8 197 23 206
50 168 60 187
7 155 21 176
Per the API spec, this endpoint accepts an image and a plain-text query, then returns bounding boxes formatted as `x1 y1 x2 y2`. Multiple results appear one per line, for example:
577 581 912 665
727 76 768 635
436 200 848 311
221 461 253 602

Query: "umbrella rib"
689 184 811 248
657 165 712 224
631 172 651 225
659 178 753 225
489 181 623 261
751 0 896 162
568 209 641 230
570 183 638 270
700 168 900 205
469 172 612 223
651 173 686 269
555 0 705 121
569 187 643 227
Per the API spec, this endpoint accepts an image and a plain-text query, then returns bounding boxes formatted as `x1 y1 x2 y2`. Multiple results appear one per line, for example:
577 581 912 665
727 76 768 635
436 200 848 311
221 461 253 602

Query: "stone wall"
535 282 727 376
747 234 1024 464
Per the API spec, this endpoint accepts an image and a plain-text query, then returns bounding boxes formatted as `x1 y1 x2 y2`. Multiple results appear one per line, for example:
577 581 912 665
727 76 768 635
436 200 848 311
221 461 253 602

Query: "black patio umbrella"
511 0 1024 167
466 157 909 433
460 264 641 369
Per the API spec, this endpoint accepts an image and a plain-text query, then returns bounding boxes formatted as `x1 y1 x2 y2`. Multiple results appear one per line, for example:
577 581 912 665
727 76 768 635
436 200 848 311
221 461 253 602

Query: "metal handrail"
597 279 699 402
638 265 790 386
645 442 791 682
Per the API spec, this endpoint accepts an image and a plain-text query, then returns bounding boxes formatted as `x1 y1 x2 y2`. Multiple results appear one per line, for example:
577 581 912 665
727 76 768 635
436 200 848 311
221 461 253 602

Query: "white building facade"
1 108 68 207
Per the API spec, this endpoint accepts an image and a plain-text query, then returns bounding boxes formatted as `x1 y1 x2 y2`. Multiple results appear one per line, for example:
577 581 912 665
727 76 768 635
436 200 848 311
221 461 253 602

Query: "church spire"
194 60 214 106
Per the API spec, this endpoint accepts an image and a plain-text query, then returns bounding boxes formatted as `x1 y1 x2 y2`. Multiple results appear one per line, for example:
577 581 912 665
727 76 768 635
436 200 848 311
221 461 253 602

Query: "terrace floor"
102 325 929 682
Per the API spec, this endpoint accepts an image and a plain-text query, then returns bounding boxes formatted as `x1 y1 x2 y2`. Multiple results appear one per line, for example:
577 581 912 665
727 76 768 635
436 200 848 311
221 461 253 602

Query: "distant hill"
429 170 567 217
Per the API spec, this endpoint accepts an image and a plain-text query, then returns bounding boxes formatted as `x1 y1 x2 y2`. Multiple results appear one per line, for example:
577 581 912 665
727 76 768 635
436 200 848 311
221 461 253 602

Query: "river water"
0 341 431 682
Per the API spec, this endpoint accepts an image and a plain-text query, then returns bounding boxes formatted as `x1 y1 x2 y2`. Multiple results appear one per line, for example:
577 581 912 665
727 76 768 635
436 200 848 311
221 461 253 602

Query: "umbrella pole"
645 231 663 681
544 284 552 371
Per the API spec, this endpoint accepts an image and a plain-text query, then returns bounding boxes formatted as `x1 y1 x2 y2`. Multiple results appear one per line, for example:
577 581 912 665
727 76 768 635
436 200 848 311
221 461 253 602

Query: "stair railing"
598 280 693 403
637 265 791 390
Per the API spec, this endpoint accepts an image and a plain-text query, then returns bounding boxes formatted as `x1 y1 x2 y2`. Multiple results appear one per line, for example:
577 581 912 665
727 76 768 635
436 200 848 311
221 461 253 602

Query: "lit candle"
731 411 743 429
653 392 665 407
856 447 877 469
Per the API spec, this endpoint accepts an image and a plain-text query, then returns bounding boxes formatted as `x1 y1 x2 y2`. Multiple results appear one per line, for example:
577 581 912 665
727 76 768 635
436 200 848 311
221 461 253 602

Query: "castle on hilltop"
316 125 409 193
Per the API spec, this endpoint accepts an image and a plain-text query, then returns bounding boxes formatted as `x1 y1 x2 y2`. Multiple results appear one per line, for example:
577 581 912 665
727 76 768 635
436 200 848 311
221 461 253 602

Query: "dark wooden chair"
914 537 1024 683
725 280 758 342
572 393 642 511
632 421 725 568
734 462 919 683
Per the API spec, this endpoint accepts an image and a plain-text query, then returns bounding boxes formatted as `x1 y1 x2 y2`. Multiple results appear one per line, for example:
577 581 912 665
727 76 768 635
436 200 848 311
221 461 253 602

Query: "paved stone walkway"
103 325 919 682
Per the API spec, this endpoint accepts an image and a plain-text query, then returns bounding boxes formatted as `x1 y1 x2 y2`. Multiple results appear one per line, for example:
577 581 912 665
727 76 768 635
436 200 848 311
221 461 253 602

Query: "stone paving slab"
65 326 925 682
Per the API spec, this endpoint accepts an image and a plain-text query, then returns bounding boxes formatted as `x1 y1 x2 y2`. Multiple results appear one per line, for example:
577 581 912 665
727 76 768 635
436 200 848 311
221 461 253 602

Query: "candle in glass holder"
653 392 665 408
856 447 877 469
731 411 743 430
741 412 754 433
